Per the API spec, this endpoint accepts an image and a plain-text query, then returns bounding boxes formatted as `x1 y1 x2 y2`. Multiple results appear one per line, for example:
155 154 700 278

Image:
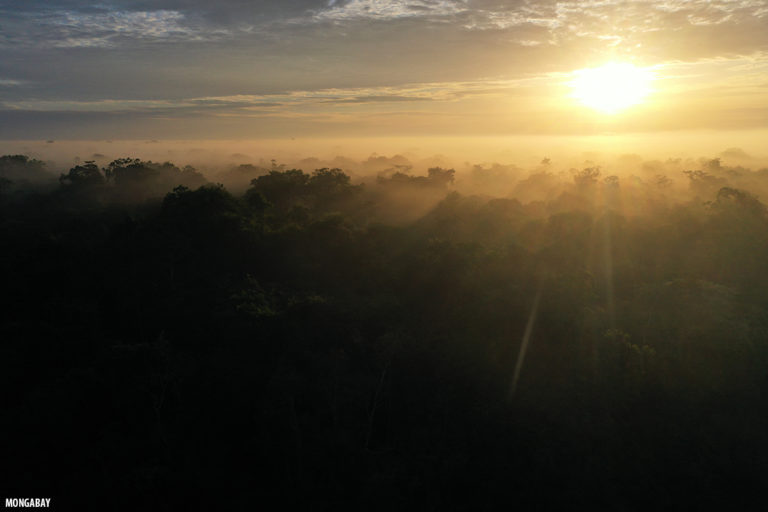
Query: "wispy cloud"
1 9 229 48
0 79 541 114
313 0 469 21
458 0 768 32
303 0 768 56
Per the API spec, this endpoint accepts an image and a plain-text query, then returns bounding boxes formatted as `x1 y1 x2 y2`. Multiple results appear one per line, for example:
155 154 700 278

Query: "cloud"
3 0 766 61
1 0 767 140
313 0 468 21
301 0 768 59
0 8 229 48
322 95 435 103
455 0 767 34
0 79 537 114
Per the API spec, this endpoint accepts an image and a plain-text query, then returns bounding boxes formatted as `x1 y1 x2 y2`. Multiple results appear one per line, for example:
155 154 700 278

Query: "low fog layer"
3 137 768 225
2 132 767 172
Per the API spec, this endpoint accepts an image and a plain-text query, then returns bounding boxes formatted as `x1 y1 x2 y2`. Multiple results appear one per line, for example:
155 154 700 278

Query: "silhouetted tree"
104 158 206 200
59 161 104 186
0 154 48 186
250 169 309 212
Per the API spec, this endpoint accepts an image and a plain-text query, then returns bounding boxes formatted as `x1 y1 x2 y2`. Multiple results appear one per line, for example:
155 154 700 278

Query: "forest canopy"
2 152 768 509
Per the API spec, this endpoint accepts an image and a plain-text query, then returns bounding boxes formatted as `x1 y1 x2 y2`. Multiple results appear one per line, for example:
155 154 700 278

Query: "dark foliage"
0 154 49 188
3 156 768 510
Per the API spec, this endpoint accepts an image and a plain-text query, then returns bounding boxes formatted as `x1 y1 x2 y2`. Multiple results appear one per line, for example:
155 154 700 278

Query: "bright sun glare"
570 62 655 114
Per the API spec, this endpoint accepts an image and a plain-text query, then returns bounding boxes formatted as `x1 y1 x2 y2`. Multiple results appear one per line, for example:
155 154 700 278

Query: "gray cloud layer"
4 1 766 52
1 0 766 137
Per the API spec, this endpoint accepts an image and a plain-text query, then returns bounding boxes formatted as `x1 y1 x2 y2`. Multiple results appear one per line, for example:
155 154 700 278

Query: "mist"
3 131 767 177
5 134 768 508
4 135 768 223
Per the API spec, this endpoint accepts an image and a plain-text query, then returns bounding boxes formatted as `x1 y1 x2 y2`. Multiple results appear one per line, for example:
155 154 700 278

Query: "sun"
569 62 655 114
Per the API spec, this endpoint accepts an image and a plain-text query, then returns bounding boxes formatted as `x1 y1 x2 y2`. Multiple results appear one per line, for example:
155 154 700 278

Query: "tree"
573 166 600 188
59 161 104 186
104 158 207 200
249 169 309 212
0 154 48 186
427 167 455 187
0 176 11 194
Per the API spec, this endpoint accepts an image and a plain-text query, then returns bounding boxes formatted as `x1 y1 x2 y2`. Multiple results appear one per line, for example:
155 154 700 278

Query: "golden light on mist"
569 63 656 114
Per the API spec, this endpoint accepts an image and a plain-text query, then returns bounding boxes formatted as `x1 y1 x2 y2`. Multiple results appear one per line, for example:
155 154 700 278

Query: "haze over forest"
3 0 768 510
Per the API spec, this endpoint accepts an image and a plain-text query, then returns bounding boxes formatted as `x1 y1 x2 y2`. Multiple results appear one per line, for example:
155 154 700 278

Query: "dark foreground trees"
2 157 768 510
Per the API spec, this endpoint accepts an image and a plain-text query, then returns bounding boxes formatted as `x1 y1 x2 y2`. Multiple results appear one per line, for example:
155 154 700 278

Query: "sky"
1 0 767 142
